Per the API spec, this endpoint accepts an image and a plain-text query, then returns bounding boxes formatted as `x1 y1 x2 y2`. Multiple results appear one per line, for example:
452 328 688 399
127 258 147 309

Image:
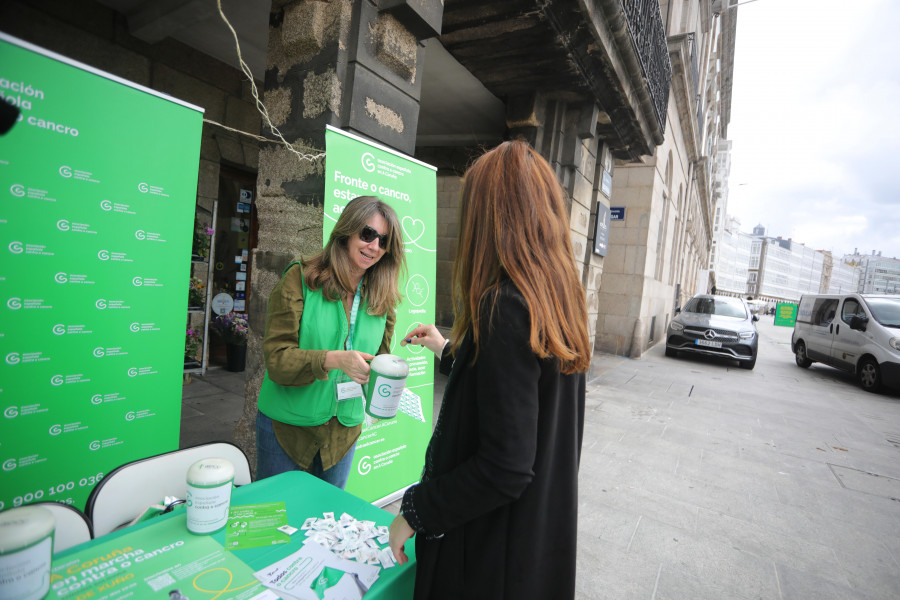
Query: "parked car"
665 295 759 369
791 293 900 393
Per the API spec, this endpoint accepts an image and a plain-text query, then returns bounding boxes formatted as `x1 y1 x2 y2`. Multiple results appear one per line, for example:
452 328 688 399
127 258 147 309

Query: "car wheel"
665 346 677 358
794 341 812 368
740 354 756 370
858 357 882 393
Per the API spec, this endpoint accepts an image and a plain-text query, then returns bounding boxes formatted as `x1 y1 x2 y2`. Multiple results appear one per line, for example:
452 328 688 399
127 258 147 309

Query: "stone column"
233 0 443 471
507 93 609 357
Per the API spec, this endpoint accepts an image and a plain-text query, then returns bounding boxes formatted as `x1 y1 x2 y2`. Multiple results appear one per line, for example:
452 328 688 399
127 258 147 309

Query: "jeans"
255 411 355 489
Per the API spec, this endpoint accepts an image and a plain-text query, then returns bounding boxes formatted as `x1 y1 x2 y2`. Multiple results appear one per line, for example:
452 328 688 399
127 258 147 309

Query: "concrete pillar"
507 93 609 357
233 0 443 469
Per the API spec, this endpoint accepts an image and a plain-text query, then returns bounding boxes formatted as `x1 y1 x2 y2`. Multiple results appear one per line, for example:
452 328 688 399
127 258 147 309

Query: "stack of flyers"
300 512 395 568
254 539 381 600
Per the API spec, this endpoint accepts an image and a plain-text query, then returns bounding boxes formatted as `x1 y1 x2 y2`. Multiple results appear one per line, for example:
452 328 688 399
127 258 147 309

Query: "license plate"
695 339 722 348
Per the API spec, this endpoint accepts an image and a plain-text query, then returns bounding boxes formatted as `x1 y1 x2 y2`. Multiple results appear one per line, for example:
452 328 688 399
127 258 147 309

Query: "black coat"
401 281 586 599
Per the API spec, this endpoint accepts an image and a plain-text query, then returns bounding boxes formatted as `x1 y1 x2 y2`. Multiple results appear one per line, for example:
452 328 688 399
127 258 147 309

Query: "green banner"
774 302 798 327
0 34 203 511
324 125 436 504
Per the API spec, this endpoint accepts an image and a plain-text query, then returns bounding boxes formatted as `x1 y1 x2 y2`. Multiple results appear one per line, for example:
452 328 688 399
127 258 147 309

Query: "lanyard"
344 279 363 351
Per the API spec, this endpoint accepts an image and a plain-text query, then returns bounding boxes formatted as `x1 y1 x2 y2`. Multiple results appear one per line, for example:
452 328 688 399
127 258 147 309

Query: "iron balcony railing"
622 0 672 130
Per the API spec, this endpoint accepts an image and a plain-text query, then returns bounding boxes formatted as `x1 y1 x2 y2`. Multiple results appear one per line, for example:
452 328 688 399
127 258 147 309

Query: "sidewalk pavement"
182 318 900 599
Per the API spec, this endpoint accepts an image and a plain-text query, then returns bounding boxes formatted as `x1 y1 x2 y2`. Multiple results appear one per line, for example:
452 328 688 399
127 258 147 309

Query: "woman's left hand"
388 514 414 565
323 350 374 384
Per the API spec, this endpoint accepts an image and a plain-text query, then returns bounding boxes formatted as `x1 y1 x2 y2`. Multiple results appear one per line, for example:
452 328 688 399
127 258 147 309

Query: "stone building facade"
595 0 737 357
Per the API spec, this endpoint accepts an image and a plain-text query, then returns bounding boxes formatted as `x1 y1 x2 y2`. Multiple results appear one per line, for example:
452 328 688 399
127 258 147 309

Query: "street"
577 317 900 599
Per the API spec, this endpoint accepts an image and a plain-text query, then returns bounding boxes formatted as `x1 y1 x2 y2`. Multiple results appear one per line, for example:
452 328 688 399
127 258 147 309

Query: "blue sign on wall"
610 206 626 221
600 169 612 197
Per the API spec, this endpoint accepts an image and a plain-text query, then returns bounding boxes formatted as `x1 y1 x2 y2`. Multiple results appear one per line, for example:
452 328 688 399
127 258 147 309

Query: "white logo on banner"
138 182 149 193
57 219 70 231
357 455 373 476
6 353 20 365
91 394 103 405
49 424 62 436
4 407 18 419
52 324 65 335
10 184 25 197
135 230 146 240
127 368 138 377
2 459 16 472
96 299 108 309
8 241 23 254
89 441 101 451
50 375 65 386
7 298 22 310
93 348 105 358
132 277 143 287
55 272 68 284
59 165 73 177
129 323 141 332
98 250 109 260
361 152 376 173
100 199 112 211
125 411 135 421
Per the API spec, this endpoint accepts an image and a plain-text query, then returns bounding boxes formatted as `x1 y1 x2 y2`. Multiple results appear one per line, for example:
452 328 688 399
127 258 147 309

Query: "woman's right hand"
400 323 447 356
324 350 374 384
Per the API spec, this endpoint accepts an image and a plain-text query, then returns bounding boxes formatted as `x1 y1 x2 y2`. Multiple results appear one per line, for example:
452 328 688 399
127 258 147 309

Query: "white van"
791 294 900 392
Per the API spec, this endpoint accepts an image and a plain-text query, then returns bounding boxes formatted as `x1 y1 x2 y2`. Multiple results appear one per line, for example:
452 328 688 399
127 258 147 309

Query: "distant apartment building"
845 251 900 293
824 255 860 294
710 216 752 295
712 221 864 301
748 233 823 302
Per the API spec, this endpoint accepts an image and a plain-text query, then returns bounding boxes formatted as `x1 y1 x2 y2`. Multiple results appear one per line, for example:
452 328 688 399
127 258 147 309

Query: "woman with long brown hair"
389 141 590 598
256 195 405 488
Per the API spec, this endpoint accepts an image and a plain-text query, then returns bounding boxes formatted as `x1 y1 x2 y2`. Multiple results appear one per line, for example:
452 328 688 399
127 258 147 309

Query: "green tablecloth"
51 471 415 599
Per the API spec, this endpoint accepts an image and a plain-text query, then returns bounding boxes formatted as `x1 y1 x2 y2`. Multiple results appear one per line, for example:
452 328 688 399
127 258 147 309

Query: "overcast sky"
726 0 900 260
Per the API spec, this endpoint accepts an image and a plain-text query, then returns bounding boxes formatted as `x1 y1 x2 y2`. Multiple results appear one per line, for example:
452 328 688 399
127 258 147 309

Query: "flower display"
188 276 206 307
193 217 214 259
185 327 203 360
211 312 249 345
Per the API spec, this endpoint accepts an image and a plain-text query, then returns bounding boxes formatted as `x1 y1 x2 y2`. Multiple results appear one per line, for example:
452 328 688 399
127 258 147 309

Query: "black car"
665 295 760 369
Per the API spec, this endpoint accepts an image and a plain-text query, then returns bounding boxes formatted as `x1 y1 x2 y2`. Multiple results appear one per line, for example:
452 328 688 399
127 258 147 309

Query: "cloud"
726 0 900 260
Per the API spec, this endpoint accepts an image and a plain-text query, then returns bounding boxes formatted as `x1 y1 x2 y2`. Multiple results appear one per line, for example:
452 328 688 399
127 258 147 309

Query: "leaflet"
254 540 380 600
225 502 292 551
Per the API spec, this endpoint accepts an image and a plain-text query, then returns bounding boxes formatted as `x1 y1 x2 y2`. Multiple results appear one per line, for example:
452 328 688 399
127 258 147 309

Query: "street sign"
774 302 798 327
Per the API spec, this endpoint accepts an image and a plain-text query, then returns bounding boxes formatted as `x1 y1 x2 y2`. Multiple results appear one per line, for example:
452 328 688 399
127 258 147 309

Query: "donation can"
0 505 55 600
365 354 409 419
185 458 234 534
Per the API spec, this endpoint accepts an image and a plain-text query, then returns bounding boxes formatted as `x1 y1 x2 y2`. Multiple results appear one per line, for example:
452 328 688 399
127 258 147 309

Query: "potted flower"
185 327 202 366
192 218 214 260
210 312 249 372
188 276 206 309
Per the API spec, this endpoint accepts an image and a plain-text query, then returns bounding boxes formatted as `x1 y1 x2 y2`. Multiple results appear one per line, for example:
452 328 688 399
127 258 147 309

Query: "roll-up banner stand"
0 33 203 511
324 125 436 505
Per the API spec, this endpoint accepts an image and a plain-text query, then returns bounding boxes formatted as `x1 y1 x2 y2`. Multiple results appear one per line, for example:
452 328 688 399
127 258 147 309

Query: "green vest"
258 262 387 427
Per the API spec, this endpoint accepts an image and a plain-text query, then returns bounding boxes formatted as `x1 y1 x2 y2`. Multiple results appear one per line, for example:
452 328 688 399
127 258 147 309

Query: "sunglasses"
359 225 389 249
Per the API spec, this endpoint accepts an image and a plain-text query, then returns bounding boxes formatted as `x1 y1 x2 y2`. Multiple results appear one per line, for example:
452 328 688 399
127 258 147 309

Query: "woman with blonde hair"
257 195 405 488
389 141 590 598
